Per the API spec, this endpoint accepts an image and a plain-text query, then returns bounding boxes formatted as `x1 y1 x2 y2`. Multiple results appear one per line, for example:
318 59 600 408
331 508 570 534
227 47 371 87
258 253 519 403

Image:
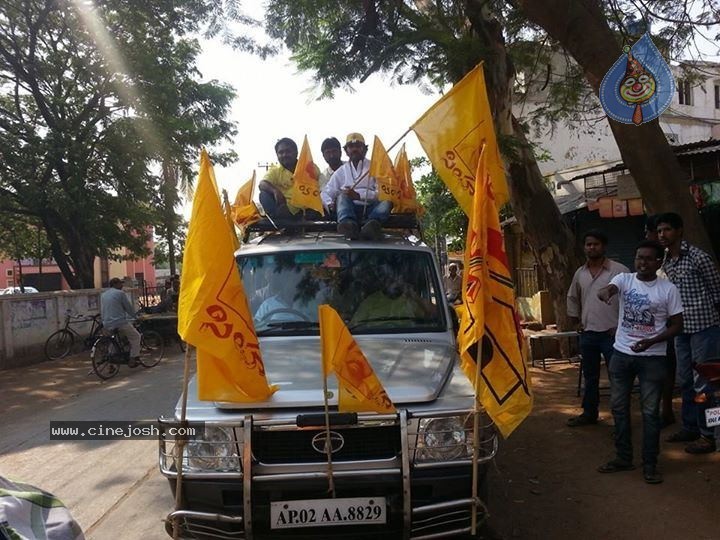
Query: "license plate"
705 406 720 428
270 497 386 529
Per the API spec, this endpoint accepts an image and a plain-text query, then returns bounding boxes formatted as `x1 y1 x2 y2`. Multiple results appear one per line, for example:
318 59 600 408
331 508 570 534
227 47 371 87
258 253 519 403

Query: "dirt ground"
485 361 718 540
3 355 718 540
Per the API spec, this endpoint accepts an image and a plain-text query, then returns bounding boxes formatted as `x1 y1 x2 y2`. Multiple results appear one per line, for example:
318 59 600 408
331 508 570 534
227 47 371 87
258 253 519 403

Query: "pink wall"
1 250 155 291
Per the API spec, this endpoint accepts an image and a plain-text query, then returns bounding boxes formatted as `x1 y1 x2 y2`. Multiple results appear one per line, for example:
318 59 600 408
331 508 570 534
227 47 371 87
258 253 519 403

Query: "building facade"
0 248 156 292
514 58 720 176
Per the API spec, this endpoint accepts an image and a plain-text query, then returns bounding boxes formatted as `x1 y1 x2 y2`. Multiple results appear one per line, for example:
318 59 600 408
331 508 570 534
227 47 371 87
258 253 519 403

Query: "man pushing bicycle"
101 278 141 368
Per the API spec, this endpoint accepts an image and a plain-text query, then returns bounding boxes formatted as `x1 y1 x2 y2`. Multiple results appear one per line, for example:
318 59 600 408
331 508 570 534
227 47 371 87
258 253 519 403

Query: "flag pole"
318 305 337 497
471 341 483 535
322 365 337 498
470 144 487 536
172 345 193 539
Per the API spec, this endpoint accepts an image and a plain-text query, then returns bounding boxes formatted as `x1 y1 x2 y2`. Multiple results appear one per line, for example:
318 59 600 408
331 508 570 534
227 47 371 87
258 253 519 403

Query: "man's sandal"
597 459 635 473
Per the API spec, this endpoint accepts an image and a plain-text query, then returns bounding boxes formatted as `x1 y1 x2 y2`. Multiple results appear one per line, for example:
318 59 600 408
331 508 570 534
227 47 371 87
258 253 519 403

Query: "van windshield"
237 249 445 335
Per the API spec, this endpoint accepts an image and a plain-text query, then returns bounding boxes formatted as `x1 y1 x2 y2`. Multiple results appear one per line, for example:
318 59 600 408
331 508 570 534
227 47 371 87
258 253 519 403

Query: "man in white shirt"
596 240 683 484
321 132 393 240
444 263 462 304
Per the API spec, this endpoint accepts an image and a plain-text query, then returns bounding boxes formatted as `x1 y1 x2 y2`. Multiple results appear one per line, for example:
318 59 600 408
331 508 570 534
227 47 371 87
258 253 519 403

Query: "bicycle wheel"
45 330 74 360
91 337 119 380
139 330 164 368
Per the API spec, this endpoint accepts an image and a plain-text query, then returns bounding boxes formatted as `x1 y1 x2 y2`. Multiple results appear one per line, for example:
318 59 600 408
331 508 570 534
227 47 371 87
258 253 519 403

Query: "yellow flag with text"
368 136 401 207
411 63 509 215
392 144 420 214
458 147 532 437
289 136 323 213
178 149 277 402
232 171 261 228
319 305 395 414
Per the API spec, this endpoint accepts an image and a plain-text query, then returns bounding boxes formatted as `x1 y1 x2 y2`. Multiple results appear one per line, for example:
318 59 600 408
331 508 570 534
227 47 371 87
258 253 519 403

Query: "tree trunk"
41 213 95 289
516 0 715 258
465 0 582 328
16 259 24 291
162 161 179 276
167 227 176 276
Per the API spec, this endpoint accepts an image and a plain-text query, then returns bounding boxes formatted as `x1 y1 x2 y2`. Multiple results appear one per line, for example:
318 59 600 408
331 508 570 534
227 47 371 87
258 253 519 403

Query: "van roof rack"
245 214 422 238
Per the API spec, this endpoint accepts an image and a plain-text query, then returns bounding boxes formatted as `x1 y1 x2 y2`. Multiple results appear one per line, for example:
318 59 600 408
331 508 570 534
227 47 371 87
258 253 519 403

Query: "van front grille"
253 425 400 464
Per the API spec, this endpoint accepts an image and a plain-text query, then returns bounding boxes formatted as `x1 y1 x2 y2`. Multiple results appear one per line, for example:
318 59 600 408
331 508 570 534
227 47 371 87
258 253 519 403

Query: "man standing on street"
596 240 683 484
101 277 141 367
444 263 462 304
657 212 720 454
566 230 629 427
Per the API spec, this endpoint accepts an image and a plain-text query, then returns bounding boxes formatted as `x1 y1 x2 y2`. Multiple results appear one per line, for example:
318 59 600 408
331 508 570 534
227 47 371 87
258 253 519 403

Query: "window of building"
6 279 14 287
5 269 12 277
678 80 693 105
715 84 720 109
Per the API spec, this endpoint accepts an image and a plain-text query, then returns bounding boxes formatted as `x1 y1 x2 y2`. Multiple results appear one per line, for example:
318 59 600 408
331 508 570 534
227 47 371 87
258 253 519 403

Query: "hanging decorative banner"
599 33 674 125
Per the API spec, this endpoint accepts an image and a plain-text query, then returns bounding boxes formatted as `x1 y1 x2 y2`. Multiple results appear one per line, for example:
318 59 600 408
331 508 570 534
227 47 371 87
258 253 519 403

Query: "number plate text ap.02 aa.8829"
270 497 387 529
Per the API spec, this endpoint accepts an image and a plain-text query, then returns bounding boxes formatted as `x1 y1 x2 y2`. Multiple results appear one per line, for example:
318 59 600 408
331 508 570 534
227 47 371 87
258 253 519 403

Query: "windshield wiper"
257 321 319 335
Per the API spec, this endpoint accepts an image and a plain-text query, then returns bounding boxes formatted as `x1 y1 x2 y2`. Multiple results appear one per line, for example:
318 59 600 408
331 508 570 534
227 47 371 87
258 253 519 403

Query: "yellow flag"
178 149 277 402
231 171 261 228
458 147 532 437
411 63 509 215
289 136 323 213
319 304 395 414
392 144 420 214
368 136 401 207
222 189 240 251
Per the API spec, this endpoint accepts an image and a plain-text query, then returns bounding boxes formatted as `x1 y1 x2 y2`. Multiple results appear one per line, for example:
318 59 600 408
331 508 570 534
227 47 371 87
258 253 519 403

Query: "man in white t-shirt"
596 240 683 485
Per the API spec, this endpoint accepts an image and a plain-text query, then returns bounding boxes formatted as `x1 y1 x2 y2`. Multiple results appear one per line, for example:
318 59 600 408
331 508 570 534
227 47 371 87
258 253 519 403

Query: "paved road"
0 347 189 539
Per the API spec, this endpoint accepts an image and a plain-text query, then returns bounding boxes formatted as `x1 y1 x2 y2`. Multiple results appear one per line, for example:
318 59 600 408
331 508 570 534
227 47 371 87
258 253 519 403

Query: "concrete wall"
0 288 139 370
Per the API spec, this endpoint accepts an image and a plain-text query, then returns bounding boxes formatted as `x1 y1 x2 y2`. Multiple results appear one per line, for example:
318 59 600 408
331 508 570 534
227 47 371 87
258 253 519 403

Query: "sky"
195 28 440 203
193 3 720 206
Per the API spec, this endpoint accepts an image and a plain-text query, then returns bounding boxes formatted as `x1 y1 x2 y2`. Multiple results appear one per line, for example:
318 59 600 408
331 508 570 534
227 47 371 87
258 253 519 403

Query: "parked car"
1 286 39 295
159 220 497 539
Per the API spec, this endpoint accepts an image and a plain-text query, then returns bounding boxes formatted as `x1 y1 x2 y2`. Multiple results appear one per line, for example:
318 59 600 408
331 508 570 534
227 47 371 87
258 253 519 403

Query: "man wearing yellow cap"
321 133 393 240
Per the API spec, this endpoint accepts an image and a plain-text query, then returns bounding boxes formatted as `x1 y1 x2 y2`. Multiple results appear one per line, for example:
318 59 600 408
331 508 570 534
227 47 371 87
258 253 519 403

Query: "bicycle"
45 311 104 360
90 322 164 380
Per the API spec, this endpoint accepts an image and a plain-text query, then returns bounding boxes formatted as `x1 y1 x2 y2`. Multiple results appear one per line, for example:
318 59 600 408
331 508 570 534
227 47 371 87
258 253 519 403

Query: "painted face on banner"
619 69 656 104
599 33 673 126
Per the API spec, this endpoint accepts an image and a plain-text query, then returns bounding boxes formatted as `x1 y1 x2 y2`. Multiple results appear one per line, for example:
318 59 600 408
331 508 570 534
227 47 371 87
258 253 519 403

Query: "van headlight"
184 426 240 472
415 415 471 462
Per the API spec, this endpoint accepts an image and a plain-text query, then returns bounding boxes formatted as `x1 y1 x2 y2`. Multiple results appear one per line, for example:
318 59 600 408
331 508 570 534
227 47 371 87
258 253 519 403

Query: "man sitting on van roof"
321 133 393 240
259 137 322 221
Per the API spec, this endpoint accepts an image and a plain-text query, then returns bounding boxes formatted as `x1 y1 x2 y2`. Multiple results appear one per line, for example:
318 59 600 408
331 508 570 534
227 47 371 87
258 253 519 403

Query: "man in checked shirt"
657 212 720 454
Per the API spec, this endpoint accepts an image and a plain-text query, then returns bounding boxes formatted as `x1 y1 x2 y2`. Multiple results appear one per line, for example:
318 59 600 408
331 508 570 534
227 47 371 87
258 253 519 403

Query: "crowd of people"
258 132 394 240
566 213 720 484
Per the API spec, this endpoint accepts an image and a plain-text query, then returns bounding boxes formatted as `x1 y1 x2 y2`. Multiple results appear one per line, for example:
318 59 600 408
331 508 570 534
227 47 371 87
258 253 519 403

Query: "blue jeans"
336 193 392 224
675 325 720 437
579 331 615 420
609 351 667 466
